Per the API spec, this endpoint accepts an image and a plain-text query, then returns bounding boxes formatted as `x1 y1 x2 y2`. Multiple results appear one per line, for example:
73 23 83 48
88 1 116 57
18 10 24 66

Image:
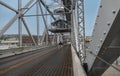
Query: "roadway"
0 45 73 76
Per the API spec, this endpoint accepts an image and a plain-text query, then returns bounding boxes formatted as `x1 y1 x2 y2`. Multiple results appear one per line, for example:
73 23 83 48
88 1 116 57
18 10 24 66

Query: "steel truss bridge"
0 0 120 76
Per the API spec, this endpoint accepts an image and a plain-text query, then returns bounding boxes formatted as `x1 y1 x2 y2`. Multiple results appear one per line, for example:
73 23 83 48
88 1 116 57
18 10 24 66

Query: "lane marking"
0 47 58 75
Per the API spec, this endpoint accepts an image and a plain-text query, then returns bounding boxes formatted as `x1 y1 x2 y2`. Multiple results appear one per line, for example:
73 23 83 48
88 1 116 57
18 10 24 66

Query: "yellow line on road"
0 47 57 75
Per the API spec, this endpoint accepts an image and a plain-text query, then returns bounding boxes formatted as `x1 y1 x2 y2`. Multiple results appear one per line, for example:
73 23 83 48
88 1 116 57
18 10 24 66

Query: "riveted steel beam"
86 0 120 76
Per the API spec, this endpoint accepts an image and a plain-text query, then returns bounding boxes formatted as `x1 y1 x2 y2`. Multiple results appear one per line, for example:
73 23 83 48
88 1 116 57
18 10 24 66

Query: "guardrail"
71 45 87 76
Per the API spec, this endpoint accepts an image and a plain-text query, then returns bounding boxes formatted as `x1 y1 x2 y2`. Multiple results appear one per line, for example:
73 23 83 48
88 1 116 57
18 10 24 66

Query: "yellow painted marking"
0 47 58 74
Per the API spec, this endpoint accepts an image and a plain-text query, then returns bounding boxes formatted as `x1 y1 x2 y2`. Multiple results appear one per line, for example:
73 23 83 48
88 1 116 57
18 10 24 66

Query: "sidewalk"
0 46 47 59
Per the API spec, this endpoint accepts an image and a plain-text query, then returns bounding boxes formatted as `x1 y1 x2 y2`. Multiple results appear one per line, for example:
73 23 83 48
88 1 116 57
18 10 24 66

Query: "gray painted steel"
21 18 37 46
86 0 120 76
0 0 35 37
0 1 18 13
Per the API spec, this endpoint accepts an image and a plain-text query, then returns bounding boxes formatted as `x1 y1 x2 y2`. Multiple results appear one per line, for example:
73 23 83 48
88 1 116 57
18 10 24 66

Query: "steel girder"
77 0 86 63
0 1 18 13
62 0 72 22
0 0 35 37
39 0 56 20
70 0 86 64
86 0 120 76
0 0 56 46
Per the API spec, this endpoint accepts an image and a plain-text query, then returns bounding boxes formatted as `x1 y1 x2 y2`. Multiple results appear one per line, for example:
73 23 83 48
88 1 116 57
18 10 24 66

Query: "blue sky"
84 0 100 35
0 0 100 36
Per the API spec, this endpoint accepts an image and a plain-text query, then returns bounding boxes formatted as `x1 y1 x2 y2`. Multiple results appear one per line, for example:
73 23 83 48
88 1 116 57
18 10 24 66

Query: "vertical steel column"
36 1 40 45
18 0 22 47
38 1 49 45
45 7 48 45
0 0 35 38
77 0 86 63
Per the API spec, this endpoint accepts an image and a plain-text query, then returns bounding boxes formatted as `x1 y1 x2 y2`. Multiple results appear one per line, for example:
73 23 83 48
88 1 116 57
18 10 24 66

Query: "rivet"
101 53 104 55
112 10 116 14
100 39 103 42
100 5 102 8
95 23 97 25
97 44 100 48
97 15 99 17
90 51 92 54
88 47 90 49
96 49 98 52
95 50 98 53
103 31 106 35
107 23 111 26
104 47 107 50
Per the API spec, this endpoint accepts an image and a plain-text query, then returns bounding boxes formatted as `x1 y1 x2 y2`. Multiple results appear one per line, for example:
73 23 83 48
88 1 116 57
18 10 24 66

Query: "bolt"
108 23 110 26
97 44 100 48
100 39 103 42
112 10 116 14
107 23 111 26
97 15 99 17
103 31 106 35
90 51 92 54
95 23 97 25
104 47 107 50
96 49 98 52
101 53 104 55
100 5 102 8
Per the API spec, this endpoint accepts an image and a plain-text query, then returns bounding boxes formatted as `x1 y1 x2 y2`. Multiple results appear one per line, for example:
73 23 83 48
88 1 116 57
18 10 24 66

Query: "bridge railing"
71 45 87 76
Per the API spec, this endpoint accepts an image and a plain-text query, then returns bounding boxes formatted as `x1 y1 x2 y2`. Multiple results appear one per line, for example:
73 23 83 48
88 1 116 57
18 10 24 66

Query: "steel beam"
38 2 48 33
0 1 18 13
21 18 37 46
38 1 49 45
0 0 35 37
0 15 19 37
62 0 72 22
18 0 22 47
86 0 120 76
39 0 56 20
77 0 86 63
40 29 46 45
70 0 85 64
23 11 71 17
36 2 40 45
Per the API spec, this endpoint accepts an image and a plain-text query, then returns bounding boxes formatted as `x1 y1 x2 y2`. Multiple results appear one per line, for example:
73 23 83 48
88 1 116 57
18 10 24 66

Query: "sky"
0 0 101 36
84 0 100 36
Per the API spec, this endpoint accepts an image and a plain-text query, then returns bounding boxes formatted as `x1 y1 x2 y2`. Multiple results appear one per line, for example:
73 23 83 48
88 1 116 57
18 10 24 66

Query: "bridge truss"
1 0 119 76
0 0 86 63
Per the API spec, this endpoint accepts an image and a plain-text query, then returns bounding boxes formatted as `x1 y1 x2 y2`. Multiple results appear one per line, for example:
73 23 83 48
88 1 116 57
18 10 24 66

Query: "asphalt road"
0 45 73 76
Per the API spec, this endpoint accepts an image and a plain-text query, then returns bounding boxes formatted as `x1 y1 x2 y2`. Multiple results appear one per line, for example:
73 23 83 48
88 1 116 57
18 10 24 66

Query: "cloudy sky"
0 0 100 36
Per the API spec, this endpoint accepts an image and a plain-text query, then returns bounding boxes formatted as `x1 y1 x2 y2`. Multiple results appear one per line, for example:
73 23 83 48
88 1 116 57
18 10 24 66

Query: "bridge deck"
0 45 73 76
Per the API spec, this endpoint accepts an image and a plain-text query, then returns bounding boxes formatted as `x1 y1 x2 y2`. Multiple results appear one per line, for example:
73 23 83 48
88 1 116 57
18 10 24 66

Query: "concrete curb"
0 46 48 59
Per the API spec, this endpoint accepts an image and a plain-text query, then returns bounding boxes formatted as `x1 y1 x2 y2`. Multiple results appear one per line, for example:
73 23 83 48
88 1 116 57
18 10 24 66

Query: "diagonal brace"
0 0 35 37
